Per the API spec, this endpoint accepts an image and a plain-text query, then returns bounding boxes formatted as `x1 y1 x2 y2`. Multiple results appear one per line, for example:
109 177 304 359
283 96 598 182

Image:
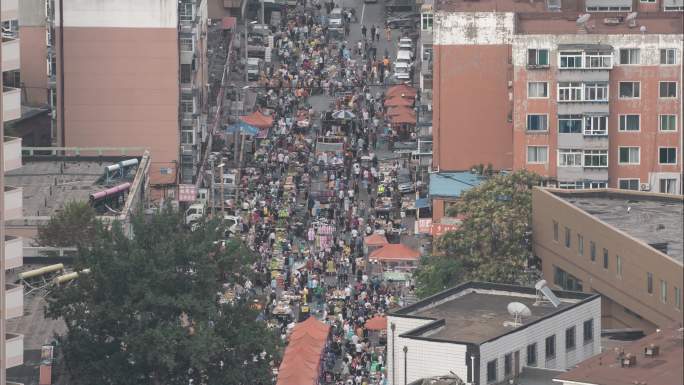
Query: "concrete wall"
479 298 600 385
19 26 48 106
55 0 178 28
532 188 684 333
386 316 437 385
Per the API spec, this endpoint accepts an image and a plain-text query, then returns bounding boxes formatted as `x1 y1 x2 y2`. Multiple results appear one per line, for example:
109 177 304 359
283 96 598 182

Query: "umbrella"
241 111 274 129
332 110 356 120
226 121 260 136
365 315 387 331
384 96 413 107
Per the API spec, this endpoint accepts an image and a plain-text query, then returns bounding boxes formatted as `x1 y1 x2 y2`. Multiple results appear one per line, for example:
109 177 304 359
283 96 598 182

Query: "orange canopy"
364 233 389 246
365 315 387 331
384 96 414 107
390 109 417 125
386 106 416 117
369 243 420 261
385 84 417 98
276 317 331 385
240 110 273 129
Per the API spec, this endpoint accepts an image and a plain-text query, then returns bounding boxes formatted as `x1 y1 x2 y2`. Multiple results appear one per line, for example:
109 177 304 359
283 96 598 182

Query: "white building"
387 282 601 385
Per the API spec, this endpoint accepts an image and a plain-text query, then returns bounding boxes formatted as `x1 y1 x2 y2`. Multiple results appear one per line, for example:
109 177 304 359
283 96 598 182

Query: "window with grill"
559 51 582 68
584 83 609 101
558 115 582 133
558 149 583 167
618 147 640 164
558 82 583 101
584 150 608 167
584 116 607 135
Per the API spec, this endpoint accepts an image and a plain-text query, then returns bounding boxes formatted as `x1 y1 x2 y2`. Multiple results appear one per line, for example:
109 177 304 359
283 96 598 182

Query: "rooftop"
554 327 684 385
428 172 484 199
393 282 596 344
554 190 684 263
4 157 139 218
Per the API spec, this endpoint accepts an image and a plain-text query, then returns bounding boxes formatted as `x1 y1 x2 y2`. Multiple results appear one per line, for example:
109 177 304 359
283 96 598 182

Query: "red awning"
390 109 417 125
221 16 237 30
386 106 416 117
385 84 417 98
241 111 274 129
364 233 389 246
276 317 331 385
365 315 387 331
369 243 420 262
384 96 414 107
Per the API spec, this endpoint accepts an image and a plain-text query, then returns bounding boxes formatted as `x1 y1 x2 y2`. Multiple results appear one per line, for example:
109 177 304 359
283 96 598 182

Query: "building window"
526 343 537 366
659 148 677 164
661 280 668 303
545 335 556 360
565 326 576 351
181 131 194 145
647 272 653 294
564 227 571 248
487 359 497 383
660 48 677 65
583 319 594 343
619 48 640 65
584 82 609 101
554 266 583 291
618 147 640 164
559 51 582 68
179 2 193 22
180 63 192 84
659 82 677 98
558 82 583 101
421 13 433 30
577 234 584 256
619 82 640 98
590 241 596 261
659 178 678 194
619 179 640 190
603 248 609 269
553 221 559 242
616 255 623 278
584 115 608 136
675 286 681 311
587 4 631 11
585 51 612 68
527 115 548 131
180 37 193 52
659 115 677 131
558 149 583 167
528 49 550 67
584 150 608 168
528 82 549 98
181 92 194 114
558 115 582 133
619 115 640 131
504 353 513 377
527 146 548 164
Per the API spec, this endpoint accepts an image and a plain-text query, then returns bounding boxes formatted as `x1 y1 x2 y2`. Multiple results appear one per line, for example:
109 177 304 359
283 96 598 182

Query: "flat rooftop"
556 191 684 263
4 158 135 217
394 282 595 344
555 327 684 385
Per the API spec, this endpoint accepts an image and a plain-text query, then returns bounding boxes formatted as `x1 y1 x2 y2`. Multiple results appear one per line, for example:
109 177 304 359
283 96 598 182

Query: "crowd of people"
221 2 420 384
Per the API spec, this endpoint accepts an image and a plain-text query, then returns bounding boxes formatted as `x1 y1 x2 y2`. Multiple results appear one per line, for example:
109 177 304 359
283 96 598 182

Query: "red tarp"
386 106 416 117
390 109 417 125
276 317 331 385
369 243 420 262
384 96 414 107
221 16 237 30
365 315 387 331
240 111 274 129
385 84 417 98
364 233 389 246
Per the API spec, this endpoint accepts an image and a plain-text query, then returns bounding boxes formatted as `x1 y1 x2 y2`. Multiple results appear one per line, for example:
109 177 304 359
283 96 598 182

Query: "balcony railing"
5 333 24 369
2 36 20 71
3 186 23 221
2 86 21 121
4 235 23 270
4 283 23 319
3 136 22 171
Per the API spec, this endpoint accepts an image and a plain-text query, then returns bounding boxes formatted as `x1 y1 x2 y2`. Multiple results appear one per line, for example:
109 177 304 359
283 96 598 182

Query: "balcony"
0 0 18 21
3 86 21 121
3 136 22 171
2 36 20 72
5 333 24 368
4 235 23 270
3 186 22 220
4 283 23 319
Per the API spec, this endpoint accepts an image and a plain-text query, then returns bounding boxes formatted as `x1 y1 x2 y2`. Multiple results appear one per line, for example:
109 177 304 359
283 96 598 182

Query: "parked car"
393 61 411 81
328 8 344 30
386 14 419 29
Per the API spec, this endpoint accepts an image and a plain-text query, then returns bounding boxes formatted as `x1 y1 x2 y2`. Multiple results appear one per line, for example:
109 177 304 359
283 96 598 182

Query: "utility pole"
219 163 225 215
209 158 215 217
1 0 7 380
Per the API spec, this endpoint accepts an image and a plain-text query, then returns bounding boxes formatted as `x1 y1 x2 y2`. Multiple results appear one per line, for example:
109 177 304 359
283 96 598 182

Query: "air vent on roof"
649 242 668 254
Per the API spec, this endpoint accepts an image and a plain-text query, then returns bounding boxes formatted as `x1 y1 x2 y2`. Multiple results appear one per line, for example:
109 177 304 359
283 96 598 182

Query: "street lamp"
403 346 408 385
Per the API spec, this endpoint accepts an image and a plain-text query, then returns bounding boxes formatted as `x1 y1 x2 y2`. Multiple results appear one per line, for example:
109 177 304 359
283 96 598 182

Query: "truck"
185 202 207 226
247 58 262 81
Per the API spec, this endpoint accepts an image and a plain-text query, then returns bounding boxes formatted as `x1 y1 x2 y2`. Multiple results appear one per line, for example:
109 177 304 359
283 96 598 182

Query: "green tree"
416 170 541 298
37 201 99 248
46 209 278 385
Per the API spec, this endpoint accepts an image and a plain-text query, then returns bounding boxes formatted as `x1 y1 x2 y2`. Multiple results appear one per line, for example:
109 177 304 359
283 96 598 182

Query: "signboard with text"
178 184 197 202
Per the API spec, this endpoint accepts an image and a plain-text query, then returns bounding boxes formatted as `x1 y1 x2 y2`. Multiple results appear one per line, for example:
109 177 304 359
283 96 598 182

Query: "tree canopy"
37 201 99 248
414 170 541 298
46 209 278 385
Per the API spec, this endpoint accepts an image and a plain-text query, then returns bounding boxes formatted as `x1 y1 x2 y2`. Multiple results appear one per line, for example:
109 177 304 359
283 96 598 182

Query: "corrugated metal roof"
428 172 484 198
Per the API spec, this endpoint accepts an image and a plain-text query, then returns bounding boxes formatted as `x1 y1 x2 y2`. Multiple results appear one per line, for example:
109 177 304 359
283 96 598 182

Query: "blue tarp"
415 197 430 209
225 121 260 136
429 172 484 199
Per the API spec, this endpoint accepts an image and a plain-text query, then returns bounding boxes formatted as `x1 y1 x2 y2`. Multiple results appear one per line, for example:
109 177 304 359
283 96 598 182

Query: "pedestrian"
370 25 375 41
385 25 391 41
361 25 367 39
375 29 380 42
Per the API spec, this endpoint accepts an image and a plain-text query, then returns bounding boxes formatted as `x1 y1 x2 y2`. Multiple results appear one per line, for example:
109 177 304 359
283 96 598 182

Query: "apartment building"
433 0 683 194
2 1 26 383
532 188 683 334
14 0 209 194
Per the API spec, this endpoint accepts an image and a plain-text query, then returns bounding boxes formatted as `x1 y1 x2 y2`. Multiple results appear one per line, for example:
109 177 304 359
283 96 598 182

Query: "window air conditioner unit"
640 183 650 191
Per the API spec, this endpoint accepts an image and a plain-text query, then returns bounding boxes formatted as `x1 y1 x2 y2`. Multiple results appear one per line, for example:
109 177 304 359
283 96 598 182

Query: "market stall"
368 243 421 272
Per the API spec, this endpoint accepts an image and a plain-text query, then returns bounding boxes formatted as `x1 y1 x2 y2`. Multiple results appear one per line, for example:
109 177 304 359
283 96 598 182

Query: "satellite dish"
505 302 531 327
576 13 591 25
625 12 638 21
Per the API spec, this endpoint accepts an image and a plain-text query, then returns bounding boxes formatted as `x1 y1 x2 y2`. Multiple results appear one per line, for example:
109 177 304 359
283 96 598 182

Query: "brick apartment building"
433 0 683 194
